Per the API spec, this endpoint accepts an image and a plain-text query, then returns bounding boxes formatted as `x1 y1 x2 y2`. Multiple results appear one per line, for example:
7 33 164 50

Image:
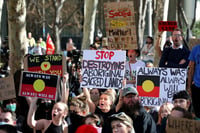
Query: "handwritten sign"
0 76 16 101
136 67 187 106
166 116 200 133
158 21 177 31
81 50 126 89
24 54 66 77
104 1 137 50
19 71 59 100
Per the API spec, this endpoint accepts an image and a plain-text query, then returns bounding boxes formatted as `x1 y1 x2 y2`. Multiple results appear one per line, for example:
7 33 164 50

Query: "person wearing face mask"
90 88 100 106
3 99 17 113
0 108 16 126
35 99 55 120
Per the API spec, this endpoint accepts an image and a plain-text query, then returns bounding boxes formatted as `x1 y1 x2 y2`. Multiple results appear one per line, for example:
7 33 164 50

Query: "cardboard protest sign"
19 71 59 100
104 1 137 50
166 116 200 133
0 76 16 101
24 54 66 77
81 50 126 89
136 67 187 106
158 21 177 31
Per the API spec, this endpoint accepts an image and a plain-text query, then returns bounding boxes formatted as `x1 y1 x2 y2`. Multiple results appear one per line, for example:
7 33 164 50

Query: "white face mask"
0 121 9 125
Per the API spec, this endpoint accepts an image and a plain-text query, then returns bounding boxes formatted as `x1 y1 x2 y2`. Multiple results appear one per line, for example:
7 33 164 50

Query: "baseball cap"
122 87 138 97
110 112 133 127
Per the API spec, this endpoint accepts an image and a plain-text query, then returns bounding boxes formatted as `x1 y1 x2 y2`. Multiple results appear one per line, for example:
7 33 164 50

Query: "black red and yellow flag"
137 75 160 97
19 71 59 100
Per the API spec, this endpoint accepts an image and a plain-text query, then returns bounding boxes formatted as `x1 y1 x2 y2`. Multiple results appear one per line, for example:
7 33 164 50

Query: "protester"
83 113 103 133
32 40 45 55
0 108 16 126
110 112 135 133
27 73 69 133
89 88 101 107
83 88 116 133
159 28 190 68
116 87 157 133
38 37 46 52
156 102 174 133
27 99 68 133
141 36 154 63
26 32 36 54
125 49 145 87
170 106 193 119
157 102 174 125
187 44 200 118
68 97 89 133
172 90 191 111
2 98 17 113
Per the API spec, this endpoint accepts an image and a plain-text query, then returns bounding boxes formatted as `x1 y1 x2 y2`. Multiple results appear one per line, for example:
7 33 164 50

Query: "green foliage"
192 21 200 38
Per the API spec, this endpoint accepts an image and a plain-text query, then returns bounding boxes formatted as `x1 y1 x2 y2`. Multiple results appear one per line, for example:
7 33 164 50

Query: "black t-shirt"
95 106 116 133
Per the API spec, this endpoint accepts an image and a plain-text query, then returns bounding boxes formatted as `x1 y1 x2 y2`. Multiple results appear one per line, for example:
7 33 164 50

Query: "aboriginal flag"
137 75 160 97
19 71 59 100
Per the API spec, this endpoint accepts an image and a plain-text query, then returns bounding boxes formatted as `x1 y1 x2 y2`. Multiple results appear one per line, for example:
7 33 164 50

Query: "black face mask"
39 102 53 110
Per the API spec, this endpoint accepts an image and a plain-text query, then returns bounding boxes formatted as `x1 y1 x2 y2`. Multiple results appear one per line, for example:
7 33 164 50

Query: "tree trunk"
52 0 65 53
152 0 165 66
0 0 3 49
7 0 27 75
137 0 148 49
81 0 98 50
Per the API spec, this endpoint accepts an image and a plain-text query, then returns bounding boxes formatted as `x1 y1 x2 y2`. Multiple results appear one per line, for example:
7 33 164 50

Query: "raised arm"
116 89 123 112
83 88 96 113
61 73 69 103
27 97 38 128
27 97 49 131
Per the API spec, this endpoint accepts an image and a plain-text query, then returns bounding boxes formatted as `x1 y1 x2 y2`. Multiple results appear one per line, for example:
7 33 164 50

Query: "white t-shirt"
125 60 145 87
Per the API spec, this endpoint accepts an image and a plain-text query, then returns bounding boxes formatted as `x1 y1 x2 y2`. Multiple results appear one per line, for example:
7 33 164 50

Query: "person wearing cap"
110 112 135 133
116 87 157 133
172 90 191 111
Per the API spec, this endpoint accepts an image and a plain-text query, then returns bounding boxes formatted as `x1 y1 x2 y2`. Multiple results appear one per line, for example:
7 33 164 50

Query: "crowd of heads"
0 27 198 133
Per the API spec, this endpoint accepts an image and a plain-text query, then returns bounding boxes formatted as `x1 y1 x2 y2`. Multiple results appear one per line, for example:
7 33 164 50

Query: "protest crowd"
1 10 200 133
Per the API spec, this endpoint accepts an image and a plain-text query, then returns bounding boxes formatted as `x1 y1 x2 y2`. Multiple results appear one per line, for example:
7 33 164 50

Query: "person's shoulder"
137 60 145 66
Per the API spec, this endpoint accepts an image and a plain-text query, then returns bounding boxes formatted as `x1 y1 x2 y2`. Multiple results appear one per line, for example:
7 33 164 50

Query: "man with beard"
116 87 157 133
159 28 190 68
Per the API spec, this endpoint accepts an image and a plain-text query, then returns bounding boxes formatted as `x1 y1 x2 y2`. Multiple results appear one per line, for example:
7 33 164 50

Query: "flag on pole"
46 34 55 55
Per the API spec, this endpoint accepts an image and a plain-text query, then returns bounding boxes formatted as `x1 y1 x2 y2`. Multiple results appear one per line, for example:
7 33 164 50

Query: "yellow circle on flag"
33 79 45 92
41 62 51 71
142 80 154 92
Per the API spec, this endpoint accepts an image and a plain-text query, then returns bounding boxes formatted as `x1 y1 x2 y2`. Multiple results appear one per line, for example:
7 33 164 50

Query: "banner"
24 54 66 77
136 67 187 106
166 116 200 133
0 76 16 101
104 1 137 50
81 50 126 89
158 21 177 31
46 34 55 55
19 71 59 100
